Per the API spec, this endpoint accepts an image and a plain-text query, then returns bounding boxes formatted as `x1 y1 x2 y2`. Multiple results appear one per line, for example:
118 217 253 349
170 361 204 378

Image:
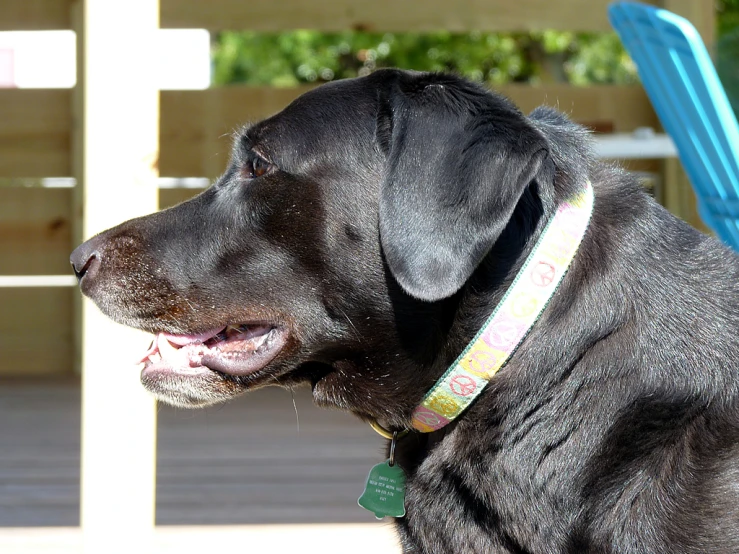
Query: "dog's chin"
140 367 246 408
138 324 290 407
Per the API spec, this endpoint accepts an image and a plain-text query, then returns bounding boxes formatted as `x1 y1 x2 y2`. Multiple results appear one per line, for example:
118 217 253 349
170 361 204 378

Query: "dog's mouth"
138 323 288 378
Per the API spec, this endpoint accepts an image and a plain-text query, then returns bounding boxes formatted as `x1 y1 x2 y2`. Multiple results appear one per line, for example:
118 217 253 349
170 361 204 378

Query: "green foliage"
564 33 638 86
212 8 739 89
716 0 739 116
212 30 639 88
718 0 739 38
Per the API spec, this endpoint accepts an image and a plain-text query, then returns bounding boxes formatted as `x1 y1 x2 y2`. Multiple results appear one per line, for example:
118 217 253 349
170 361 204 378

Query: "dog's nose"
70 238 102 283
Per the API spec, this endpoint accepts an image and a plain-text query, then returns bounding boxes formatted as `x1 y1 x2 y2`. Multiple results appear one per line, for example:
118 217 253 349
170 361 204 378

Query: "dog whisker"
288 386 300 434
338 307 362 343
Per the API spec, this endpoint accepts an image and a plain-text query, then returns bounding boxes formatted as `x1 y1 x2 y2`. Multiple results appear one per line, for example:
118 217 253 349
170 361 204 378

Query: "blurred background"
1 0 738 552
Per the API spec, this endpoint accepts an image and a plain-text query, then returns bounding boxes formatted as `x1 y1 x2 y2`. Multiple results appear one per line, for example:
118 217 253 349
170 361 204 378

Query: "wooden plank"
71 1 84 375
0 85 659 179
0 89 72 178
499 83 659 132
160 0 658 32
0 382 387 525
0 0 72 31
0 526 401 554
159 188 201 208
0 0 659 32
0 289 74 375
0 187 74 377
0 187 73 275
75 0 159 549
159 86 318 177
160 85 659 178
0 275 77 286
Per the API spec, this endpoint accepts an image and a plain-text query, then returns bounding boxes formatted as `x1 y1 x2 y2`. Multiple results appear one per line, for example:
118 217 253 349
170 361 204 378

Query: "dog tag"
358 460 407 519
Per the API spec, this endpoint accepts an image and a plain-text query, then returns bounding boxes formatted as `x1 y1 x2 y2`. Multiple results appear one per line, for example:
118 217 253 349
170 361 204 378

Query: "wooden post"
72 1 159 551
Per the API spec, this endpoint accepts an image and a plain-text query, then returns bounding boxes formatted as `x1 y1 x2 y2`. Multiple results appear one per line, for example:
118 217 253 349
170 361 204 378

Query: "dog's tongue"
137 327 223 365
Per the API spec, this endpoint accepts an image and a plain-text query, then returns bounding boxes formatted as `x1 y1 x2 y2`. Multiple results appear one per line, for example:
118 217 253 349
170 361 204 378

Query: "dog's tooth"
136 339 159 365
253 330 271 350
158 334 179 359
255 338 270 354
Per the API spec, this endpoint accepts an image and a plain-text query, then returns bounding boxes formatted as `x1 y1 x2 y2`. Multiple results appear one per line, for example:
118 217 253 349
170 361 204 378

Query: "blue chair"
609 1 739 250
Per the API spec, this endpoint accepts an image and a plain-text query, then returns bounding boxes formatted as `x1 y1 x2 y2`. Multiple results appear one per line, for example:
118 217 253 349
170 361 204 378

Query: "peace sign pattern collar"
411 181 595 433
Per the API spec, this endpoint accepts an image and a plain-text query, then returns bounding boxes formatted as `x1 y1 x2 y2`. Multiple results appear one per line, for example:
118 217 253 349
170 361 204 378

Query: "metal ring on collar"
368 418 410 440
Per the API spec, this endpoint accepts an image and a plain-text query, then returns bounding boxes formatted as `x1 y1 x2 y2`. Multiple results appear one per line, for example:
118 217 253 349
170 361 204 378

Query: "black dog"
71 69 739 553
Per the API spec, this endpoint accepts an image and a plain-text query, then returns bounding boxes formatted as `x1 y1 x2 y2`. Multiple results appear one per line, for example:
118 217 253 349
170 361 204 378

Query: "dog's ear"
377 74 552 302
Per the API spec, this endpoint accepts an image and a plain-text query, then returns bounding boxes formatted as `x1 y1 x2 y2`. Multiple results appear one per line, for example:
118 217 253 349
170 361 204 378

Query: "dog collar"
410 181 595 433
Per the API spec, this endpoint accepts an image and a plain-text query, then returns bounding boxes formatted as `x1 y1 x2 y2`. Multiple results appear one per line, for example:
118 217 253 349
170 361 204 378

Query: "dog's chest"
393 434 580 554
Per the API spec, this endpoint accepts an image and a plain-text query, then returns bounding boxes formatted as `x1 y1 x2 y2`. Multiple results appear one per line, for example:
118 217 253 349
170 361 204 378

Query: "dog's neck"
407 180 594 434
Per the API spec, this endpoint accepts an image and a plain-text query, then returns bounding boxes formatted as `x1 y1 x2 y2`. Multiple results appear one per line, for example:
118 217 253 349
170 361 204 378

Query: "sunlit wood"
73 1 159 552
1 0 660 32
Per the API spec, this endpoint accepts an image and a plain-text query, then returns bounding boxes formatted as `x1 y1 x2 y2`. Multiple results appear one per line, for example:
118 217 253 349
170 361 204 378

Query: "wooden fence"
0 0 713 375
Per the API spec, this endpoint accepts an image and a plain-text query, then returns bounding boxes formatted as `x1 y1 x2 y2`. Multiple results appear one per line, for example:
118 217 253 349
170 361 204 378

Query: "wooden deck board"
0 524 402 554
0 379 386 527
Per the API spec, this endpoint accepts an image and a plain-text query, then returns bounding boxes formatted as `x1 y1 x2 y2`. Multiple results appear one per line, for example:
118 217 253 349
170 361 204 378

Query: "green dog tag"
358 460 407 519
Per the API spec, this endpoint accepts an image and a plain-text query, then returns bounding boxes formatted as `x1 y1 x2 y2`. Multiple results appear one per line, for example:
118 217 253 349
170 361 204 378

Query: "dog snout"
70 236 103 285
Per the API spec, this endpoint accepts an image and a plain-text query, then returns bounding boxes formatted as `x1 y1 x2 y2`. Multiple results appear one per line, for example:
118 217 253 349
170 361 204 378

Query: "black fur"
71 69 739 552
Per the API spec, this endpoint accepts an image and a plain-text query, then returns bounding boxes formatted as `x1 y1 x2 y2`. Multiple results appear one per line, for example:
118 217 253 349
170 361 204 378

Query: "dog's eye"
243 155 273 179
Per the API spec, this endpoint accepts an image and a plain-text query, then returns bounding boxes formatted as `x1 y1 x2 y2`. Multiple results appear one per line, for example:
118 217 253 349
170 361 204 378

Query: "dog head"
71 69 573 425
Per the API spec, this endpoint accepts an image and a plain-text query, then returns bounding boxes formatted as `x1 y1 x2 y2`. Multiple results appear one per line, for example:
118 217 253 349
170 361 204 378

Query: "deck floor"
0 379 389 527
